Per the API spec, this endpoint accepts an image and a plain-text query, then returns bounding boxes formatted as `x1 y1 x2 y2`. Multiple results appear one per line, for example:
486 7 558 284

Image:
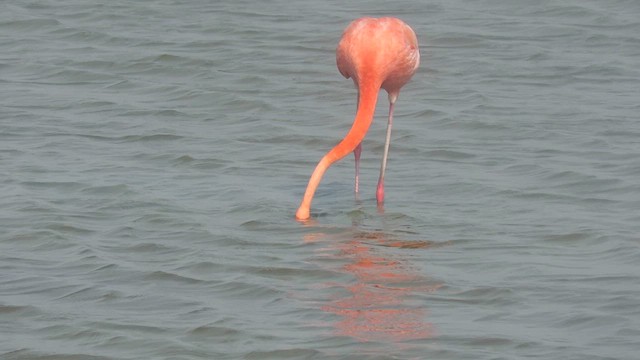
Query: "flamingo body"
296 17 419 220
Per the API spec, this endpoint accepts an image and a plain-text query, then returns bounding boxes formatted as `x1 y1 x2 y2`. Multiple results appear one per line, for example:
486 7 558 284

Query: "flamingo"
296 17 420 220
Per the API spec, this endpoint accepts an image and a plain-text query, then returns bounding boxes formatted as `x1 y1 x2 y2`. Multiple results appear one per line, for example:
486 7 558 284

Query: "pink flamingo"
296 17 420 220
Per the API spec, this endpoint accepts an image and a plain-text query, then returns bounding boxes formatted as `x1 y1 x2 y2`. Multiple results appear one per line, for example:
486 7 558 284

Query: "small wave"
144 271 205 285
116 134 183 143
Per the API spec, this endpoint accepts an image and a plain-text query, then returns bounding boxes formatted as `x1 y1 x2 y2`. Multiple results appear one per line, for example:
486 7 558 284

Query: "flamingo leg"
376 99 395 205
354 143 362 193
353 93 362 194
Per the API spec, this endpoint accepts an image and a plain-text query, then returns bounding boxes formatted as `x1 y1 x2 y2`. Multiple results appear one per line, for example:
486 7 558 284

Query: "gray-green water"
2 0 639 359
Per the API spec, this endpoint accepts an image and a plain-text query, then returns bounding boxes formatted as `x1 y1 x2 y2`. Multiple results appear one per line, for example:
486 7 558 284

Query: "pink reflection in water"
307 231 443 342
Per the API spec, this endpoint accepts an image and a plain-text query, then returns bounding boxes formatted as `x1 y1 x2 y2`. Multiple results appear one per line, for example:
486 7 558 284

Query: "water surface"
2 0 640 359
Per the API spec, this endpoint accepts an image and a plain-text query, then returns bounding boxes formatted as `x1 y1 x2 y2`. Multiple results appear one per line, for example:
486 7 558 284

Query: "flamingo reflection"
305 230 443 342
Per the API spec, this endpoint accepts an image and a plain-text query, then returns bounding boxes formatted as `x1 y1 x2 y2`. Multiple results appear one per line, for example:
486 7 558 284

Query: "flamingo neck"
296 81 380 220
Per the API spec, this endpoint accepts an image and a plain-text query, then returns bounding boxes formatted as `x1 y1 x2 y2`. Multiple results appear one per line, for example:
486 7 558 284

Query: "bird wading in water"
296 17 420 220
